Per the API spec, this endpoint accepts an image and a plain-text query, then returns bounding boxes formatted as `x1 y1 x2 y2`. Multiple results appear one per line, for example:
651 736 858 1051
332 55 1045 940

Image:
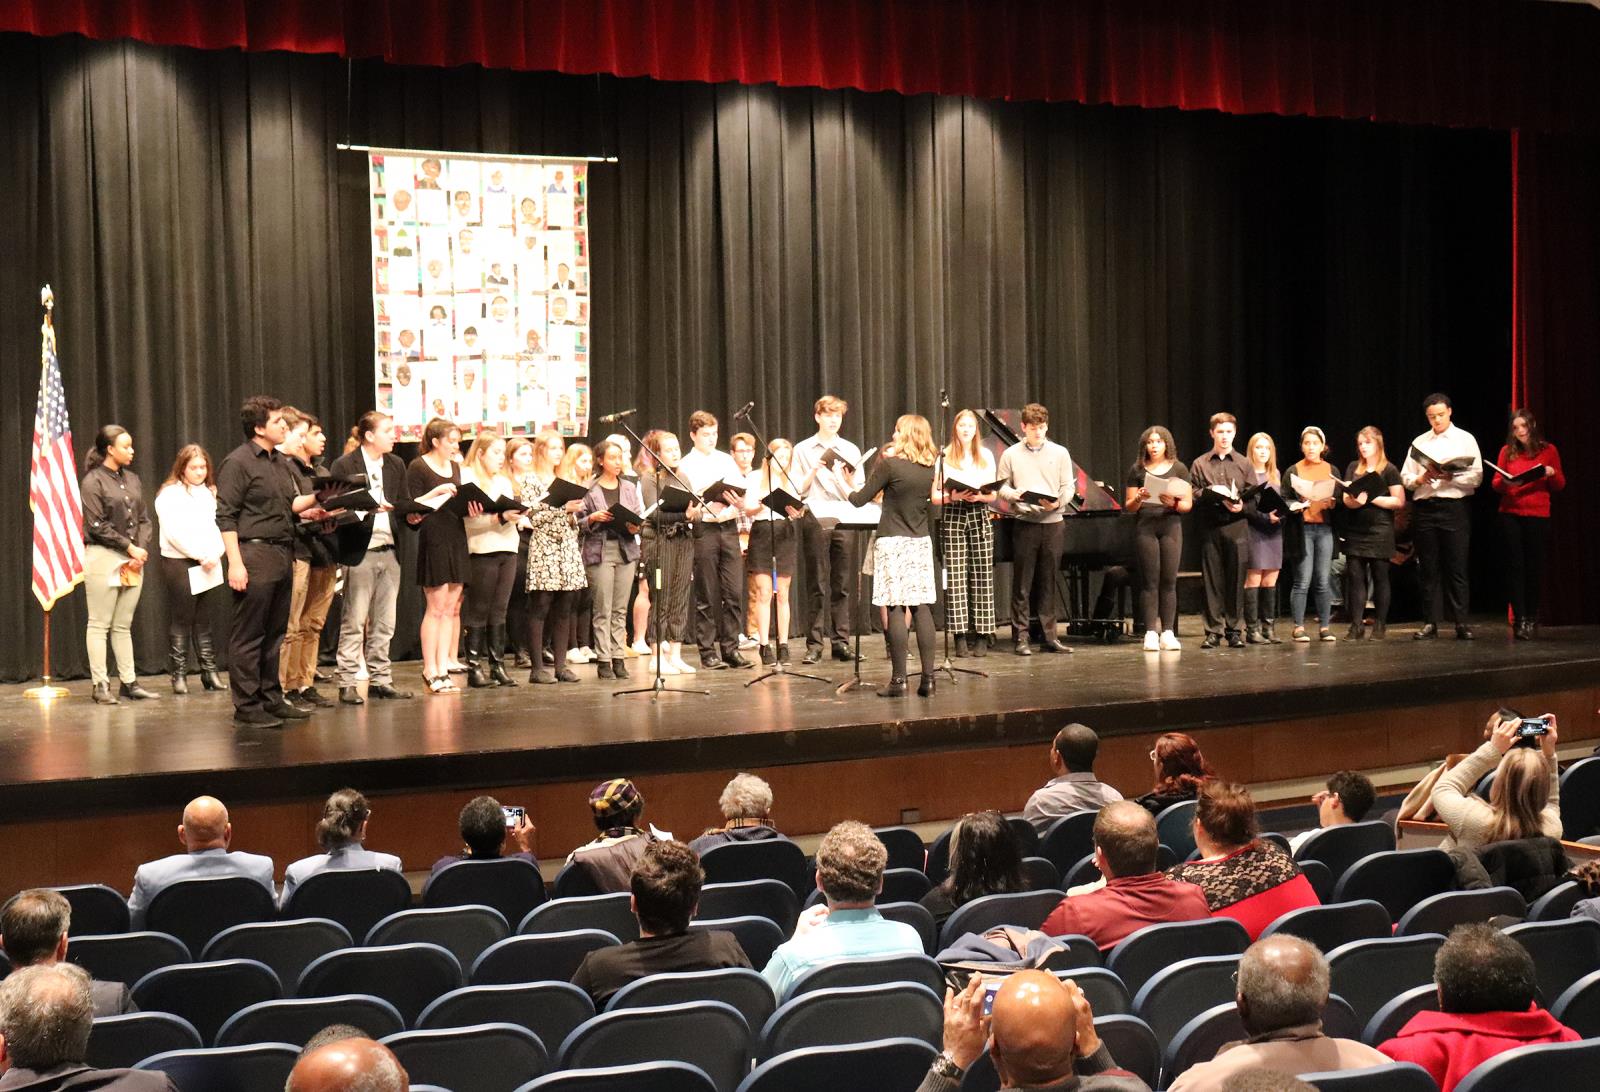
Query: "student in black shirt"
80 425 157 705
1187 412 1252 648
849 414 939 697
570 840 750 1007
1338 426 1407 640
216 395 326 729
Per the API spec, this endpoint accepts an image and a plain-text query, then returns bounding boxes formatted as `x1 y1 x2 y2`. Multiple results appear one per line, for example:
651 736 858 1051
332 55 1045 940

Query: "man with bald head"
1041 801 1210 949
127 797 275 928
285 1035 407 1092
1168 935 1389 1090
917 970 1149 1090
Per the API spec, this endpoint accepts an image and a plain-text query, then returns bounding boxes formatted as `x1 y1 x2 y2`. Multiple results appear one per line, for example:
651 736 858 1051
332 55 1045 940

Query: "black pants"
1345 554 1392 625
507 532 532 651
692 523 744 657
527 589 574 671
1500 513 1549 622
1413 498 1471 627
229 541 294 714
801 514 855 648
1009 520 1064 636
159 555 214 636
463 552 516 628
1135 517 1182 633
1198 520 1248 636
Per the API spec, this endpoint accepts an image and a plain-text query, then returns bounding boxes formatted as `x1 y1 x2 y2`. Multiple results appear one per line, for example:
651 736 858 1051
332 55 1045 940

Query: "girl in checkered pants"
936 409 998 656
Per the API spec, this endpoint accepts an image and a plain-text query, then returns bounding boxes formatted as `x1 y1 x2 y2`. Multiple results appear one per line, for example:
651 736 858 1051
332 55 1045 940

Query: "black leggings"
1344 555 1391 625
159 556 214 635
527 589 575 671
886 603 937 679
1500 513 1549 622
507 533 532 651
1135 517 1181 633
464 552 516 628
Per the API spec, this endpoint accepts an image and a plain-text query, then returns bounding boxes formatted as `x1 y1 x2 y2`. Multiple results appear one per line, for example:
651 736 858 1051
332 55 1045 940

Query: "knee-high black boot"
487 623 516 686
1260 585 1282 643
466 627 493 688
195 630 223 690
169 634 190 695
1245 587 1266 644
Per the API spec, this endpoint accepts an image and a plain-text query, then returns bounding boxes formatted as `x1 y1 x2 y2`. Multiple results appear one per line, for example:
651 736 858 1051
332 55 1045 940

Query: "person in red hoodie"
1490 409 1564 640
1041 801 1211 949
1378 923 1580 1091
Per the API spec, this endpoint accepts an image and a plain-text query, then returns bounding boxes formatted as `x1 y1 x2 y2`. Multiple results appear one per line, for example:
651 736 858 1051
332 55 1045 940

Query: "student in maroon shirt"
1490 409 1564 640
1041 801 1210 950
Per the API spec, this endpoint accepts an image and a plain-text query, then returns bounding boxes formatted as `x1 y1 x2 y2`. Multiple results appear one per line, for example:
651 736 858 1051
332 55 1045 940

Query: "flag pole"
26 285 71 701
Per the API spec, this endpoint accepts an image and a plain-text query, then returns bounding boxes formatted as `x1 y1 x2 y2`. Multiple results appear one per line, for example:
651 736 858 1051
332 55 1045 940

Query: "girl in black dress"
1338 426 1406 640
406 417 473 693
743 438 807 665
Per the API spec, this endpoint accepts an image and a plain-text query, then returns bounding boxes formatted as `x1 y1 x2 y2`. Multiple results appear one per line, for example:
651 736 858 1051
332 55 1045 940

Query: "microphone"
940 389 950 409
734 401 756 419
598 408 637 424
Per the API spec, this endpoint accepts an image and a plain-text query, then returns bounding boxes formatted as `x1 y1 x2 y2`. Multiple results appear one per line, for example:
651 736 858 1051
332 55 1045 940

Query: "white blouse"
155 482 225 563
463 469 521 555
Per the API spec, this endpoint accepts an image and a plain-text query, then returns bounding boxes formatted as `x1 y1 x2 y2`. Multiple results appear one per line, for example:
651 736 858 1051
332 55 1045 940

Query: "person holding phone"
1430 710 1562 852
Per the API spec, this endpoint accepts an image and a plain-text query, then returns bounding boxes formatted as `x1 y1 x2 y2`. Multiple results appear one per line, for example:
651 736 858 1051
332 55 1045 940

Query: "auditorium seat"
606 968 775 1039
786 953 946 999
86 1012 201 1070
50 883 132 936
215 994 404 1049
1297 1062 1440 1090
1503 917 1600 1005
695 879 799 934
1090 1014 1161 1089
552 861 604 899
522 892 640 942
383 1022 548 1092
1259 900 1394 953
1293 818 1396 881
809 868 931 907
130 958 281 1045
700 840 810 901
1558 757 1600 841
1107 918 1251 998
1162 1000 1244 1087
871 825 926 872
67 931 189 987
1039 811 1098 876
282 867 413 943
558 1000 752 1092
876 900 938 955
1395 887 1527 937
1362 983 1440 1046
423 857 547 927
418 982 594 1053
757 982 942 1060
1063 853 1101 891
1041 934 1103 972
1020 855 1061 891
925 827 954 885
1526 880 1582 922
1132 954 1241 1050
1332 848 1455 921
1452 1038 1600 1092
1055 967 1130 1016
1261 832 1292 854
1322 994 1364 1042
734 1037 935 1092
1007 817 1041 858
135 1043 298 1091
1299 858 1336 903
298 942 463 1025
1155 801 1199 863
1551 968 1600 1038
367 905 510 973
471 929 619 986
202 918 352 993
1327 934 1446 1031
516 1061 717 1092
938 889 1064 948
687 916 785 968
145 875 277 957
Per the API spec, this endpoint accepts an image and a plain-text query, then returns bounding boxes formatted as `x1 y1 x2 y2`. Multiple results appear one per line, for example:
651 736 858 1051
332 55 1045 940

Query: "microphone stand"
735 406 830 688
604 415 710 702
932 390 988 682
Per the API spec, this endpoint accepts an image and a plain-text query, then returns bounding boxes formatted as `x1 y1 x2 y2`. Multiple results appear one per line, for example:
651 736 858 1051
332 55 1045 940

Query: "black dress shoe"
339 686 365 705
297 686 336 708
1202 634 1222 649
265 702 313 720
530 668 557 684
1226 632 1246 649
119 681 160 701
369 683 414 700
556 668 581 683
877 676 908 697
917 674 936 697
778 643 792 664
1515 620 1535 641
832 642 860 663
701 654 728 670
234 709 284 728
724 651 753 669
1014 638 1033 656
1040 638 1073 654
971 635 990 658
1414 624 1439 640
91 682 119 705
1456 624 1475 640
954 635 969 658
759 645 776 666
802 646 823 664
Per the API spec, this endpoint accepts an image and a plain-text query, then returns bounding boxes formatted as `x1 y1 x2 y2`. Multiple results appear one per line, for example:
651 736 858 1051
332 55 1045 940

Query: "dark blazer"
0 1066 176 1091
328 448 412 565
90 978 136 1017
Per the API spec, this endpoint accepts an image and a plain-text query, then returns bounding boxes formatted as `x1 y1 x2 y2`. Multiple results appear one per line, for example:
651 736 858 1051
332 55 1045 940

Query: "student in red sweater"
1491 409 1564 639
1166 781 1319 940
1041 801 1211 949
1378 923 1579 1092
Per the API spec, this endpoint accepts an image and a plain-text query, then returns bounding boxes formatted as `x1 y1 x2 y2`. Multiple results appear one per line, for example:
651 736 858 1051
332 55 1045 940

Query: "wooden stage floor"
4 621 1598 824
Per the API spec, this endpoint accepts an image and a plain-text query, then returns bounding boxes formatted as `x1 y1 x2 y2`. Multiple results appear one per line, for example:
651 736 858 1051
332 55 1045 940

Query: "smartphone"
1516 716 1551 739
982 979 1003 1016
503 805 525 828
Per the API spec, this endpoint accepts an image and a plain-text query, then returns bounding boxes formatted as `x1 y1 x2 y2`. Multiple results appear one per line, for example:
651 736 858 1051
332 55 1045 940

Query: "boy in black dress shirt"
1188 412 1252 648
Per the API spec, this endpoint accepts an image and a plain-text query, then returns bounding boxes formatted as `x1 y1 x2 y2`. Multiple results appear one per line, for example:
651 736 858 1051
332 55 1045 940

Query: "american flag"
30 342 85 608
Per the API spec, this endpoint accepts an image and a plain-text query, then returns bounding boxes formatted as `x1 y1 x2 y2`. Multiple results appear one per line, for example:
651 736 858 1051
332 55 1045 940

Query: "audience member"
1377 923 1580 1092
763 820 923 998
127 796 274 928
1167 782 1319 939
0 891 134 1018
687 773 786 855
1022 723 1124 833
280 789 403 908
429 794 537 876
1218 1073 1315 1092
1041 802 1210 948
285 1032 408 1092
920 811 1025 929
917 971 1149 1091
1287 771 1376 853
1570 859 1600 923
0 963 176 1090
567 779 656 894
571 841 751 1005
1168 935 1389 1090
1133 732 1216 817
1431 711 1561 852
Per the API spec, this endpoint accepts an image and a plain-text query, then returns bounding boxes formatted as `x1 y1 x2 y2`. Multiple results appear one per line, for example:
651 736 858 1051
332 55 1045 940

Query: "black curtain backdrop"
0 34 1509 683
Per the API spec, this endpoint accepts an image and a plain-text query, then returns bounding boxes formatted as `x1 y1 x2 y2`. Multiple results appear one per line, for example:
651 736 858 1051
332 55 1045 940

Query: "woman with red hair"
1134 732 1216 817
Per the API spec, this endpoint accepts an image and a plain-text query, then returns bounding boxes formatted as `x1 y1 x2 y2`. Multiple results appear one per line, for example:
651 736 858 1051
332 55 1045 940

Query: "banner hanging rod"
338 143 617 164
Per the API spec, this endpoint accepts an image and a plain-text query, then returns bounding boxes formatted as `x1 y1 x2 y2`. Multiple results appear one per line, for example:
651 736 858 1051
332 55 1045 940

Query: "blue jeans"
1291 523 1334 627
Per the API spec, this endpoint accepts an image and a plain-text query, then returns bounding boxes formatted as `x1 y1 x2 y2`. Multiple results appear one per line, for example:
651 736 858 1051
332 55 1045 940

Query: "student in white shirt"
679 410 751 670
155 443 226 694
789 394 864 664
1399 393 1483 640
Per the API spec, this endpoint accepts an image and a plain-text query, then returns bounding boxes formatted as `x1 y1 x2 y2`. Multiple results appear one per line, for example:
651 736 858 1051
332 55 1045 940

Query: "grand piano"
977 409 1136 642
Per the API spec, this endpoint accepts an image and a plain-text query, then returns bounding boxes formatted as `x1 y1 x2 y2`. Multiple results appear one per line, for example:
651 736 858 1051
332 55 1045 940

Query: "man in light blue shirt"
762 820 924 998
127 796 275 928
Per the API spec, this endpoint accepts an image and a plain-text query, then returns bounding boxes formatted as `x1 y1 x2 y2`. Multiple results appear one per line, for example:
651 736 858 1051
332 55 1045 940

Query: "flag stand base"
25 680 69 701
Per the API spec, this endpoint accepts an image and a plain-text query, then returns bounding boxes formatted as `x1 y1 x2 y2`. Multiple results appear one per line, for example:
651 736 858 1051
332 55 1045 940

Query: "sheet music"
189 563 224 596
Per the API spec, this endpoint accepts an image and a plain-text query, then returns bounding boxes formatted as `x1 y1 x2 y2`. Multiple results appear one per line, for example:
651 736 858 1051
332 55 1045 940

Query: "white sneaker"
1143 631 1160 652
672 654 697 674
738 633 759 649
1160 630 1182 651
568 647 590 664
630 640 651 656
656 657 681 676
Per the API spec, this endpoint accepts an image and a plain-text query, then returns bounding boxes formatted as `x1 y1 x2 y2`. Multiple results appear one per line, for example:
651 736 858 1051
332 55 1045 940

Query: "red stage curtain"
2 0 1598 134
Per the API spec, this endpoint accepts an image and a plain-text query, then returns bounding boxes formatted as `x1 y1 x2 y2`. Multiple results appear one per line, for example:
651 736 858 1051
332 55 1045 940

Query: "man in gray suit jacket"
127 796 275 929
0 964 176 1090
0 891 134 1018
